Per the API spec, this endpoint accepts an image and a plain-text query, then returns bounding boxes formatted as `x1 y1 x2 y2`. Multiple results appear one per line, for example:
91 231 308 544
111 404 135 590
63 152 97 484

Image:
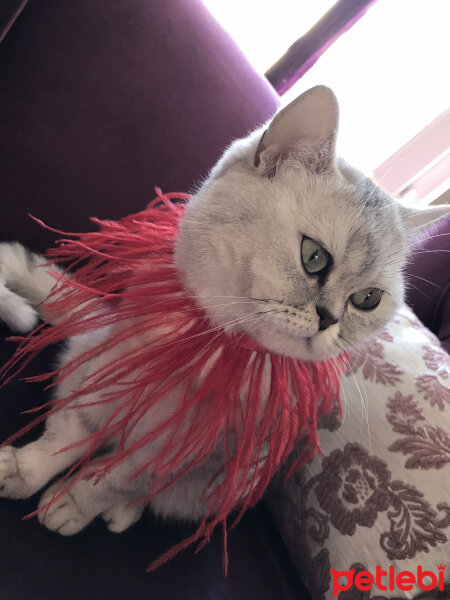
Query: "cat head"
175 86 449 360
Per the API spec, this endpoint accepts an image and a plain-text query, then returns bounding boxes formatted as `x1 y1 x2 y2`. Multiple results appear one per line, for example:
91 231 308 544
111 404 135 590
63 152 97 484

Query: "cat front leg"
101 500 146 532
0 411 90 499
37 461 146 535
0 270 38 333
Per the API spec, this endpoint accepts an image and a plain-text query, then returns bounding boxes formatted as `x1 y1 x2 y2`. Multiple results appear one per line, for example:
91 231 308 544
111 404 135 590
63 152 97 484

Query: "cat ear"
399 204 450 239
254 85 339 176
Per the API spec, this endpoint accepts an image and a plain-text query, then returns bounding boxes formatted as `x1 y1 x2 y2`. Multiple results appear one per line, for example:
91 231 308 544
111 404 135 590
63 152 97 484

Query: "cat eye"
301 237 330 275
350 288 383 310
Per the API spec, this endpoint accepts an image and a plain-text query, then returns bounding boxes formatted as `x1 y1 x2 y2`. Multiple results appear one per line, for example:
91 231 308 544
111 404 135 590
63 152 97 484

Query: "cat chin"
243 326 342 362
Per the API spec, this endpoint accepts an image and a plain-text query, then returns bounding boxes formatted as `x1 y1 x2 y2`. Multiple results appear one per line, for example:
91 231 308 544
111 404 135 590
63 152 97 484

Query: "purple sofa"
0 1 307 599
0 1 448 599
405 217 450 353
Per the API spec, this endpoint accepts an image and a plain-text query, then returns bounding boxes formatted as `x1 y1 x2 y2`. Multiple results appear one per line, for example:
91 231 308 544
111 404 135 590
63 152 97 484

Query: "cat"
0 85 448 536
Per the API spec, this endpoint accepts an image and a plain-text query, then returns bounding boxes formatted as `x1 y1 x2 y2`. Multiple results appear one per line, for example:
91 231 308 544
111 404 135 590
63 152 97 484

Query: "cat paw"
0 278 38 333
0 446 32 499
102 501 145 533
38 484 91 535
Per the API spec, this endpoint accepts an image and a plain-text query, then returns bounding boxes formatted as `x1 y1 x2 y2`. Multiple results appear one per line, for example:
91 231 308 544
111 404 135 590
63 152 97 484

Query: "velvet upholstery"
0 1 308 599
0 0 279 253
0 0 27 42
405 216 450 352
0 0 448 598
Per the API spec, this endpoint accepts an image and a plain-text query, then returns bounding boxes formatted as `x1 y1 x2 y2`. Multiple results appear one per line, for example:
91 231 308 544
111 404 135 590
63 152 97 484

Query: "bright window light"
202 0 450 181
202 0 336 74
283 0 450 176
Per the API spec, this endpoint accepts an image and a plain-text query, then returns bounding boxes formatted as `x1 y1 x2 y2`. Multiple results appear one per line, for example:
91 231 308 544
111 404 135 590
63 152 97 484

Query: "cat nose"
316 306 338 331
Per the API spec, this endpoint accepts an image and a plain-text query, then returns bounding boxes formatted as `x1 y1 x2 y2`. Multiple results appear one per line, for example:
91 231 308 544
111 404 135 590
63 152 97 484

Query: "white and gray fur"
0 86 448 535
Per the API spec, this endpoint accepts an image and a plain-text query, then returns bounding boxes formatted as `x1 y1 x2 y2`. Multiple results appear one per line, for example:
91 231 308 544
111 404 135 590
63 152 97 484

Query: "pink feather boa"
1 189 345 572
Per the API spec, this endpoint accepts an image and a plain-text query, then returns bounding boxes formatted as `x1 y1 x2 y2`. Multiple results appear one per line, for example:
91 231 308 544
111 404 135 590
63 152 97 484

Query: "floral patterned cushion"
267 305 450 600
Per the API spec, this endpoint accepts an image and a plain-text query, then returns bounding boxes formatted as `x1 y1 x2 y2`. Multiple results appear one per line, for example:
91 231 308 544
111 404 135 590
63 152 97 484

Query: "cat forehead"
271 168 401 235
253 170 407 284
194 160 407 260
289 172 406 268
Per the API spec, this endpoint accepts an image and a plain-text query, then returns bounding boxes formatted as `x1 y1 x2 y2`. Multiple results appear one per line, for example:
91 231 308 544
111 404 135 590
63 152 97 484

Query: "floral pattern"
415 374 450 410
414 343 450 410
346 330 403 385
422 345 450 375
380 481 450 560
387 392 450 469
315 444 391 535
267 306 450 600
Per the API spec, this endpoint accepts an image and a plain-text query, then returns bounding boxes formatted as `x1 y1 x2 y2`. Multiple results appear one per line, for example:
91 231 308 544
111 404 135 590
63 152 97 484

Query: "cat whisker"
407 273 442 289
373 158 406 187
188 312 264 361
254 309 280 316
331 356 349 427
148 315 253 351
343 358 373 460
370 200 402 217
152 308 278 352
338 334 364 356
417 232 450 241
404 282 433 301
384 260 405 268
411 219 450 234
143 294 257 313
250 296 285 304
170 300 262 317
412 249 450 254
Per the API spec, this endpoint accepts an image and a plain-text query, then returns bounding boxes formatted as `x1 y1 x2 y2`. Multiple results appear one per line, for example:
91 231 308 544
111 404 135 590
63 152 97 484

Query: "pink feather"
0 189 346 572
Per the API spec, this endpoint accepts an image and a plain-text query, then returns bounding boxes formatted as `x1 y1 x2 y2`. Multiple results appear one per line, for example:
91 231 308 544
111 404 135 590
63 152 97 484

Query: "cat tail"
0 242 64 332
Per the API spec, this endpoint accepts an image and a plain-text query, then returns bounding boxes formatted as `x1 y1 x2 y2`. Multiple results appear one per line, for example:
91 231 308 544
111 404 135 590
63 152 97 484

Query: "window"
203 0 450 204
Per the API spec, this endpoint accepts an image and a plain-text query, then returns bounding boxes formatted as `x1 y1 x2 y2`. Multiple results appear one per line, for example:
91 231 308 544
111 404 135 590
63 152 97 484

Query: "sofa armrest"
0 0 279 252
405 215 450 352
